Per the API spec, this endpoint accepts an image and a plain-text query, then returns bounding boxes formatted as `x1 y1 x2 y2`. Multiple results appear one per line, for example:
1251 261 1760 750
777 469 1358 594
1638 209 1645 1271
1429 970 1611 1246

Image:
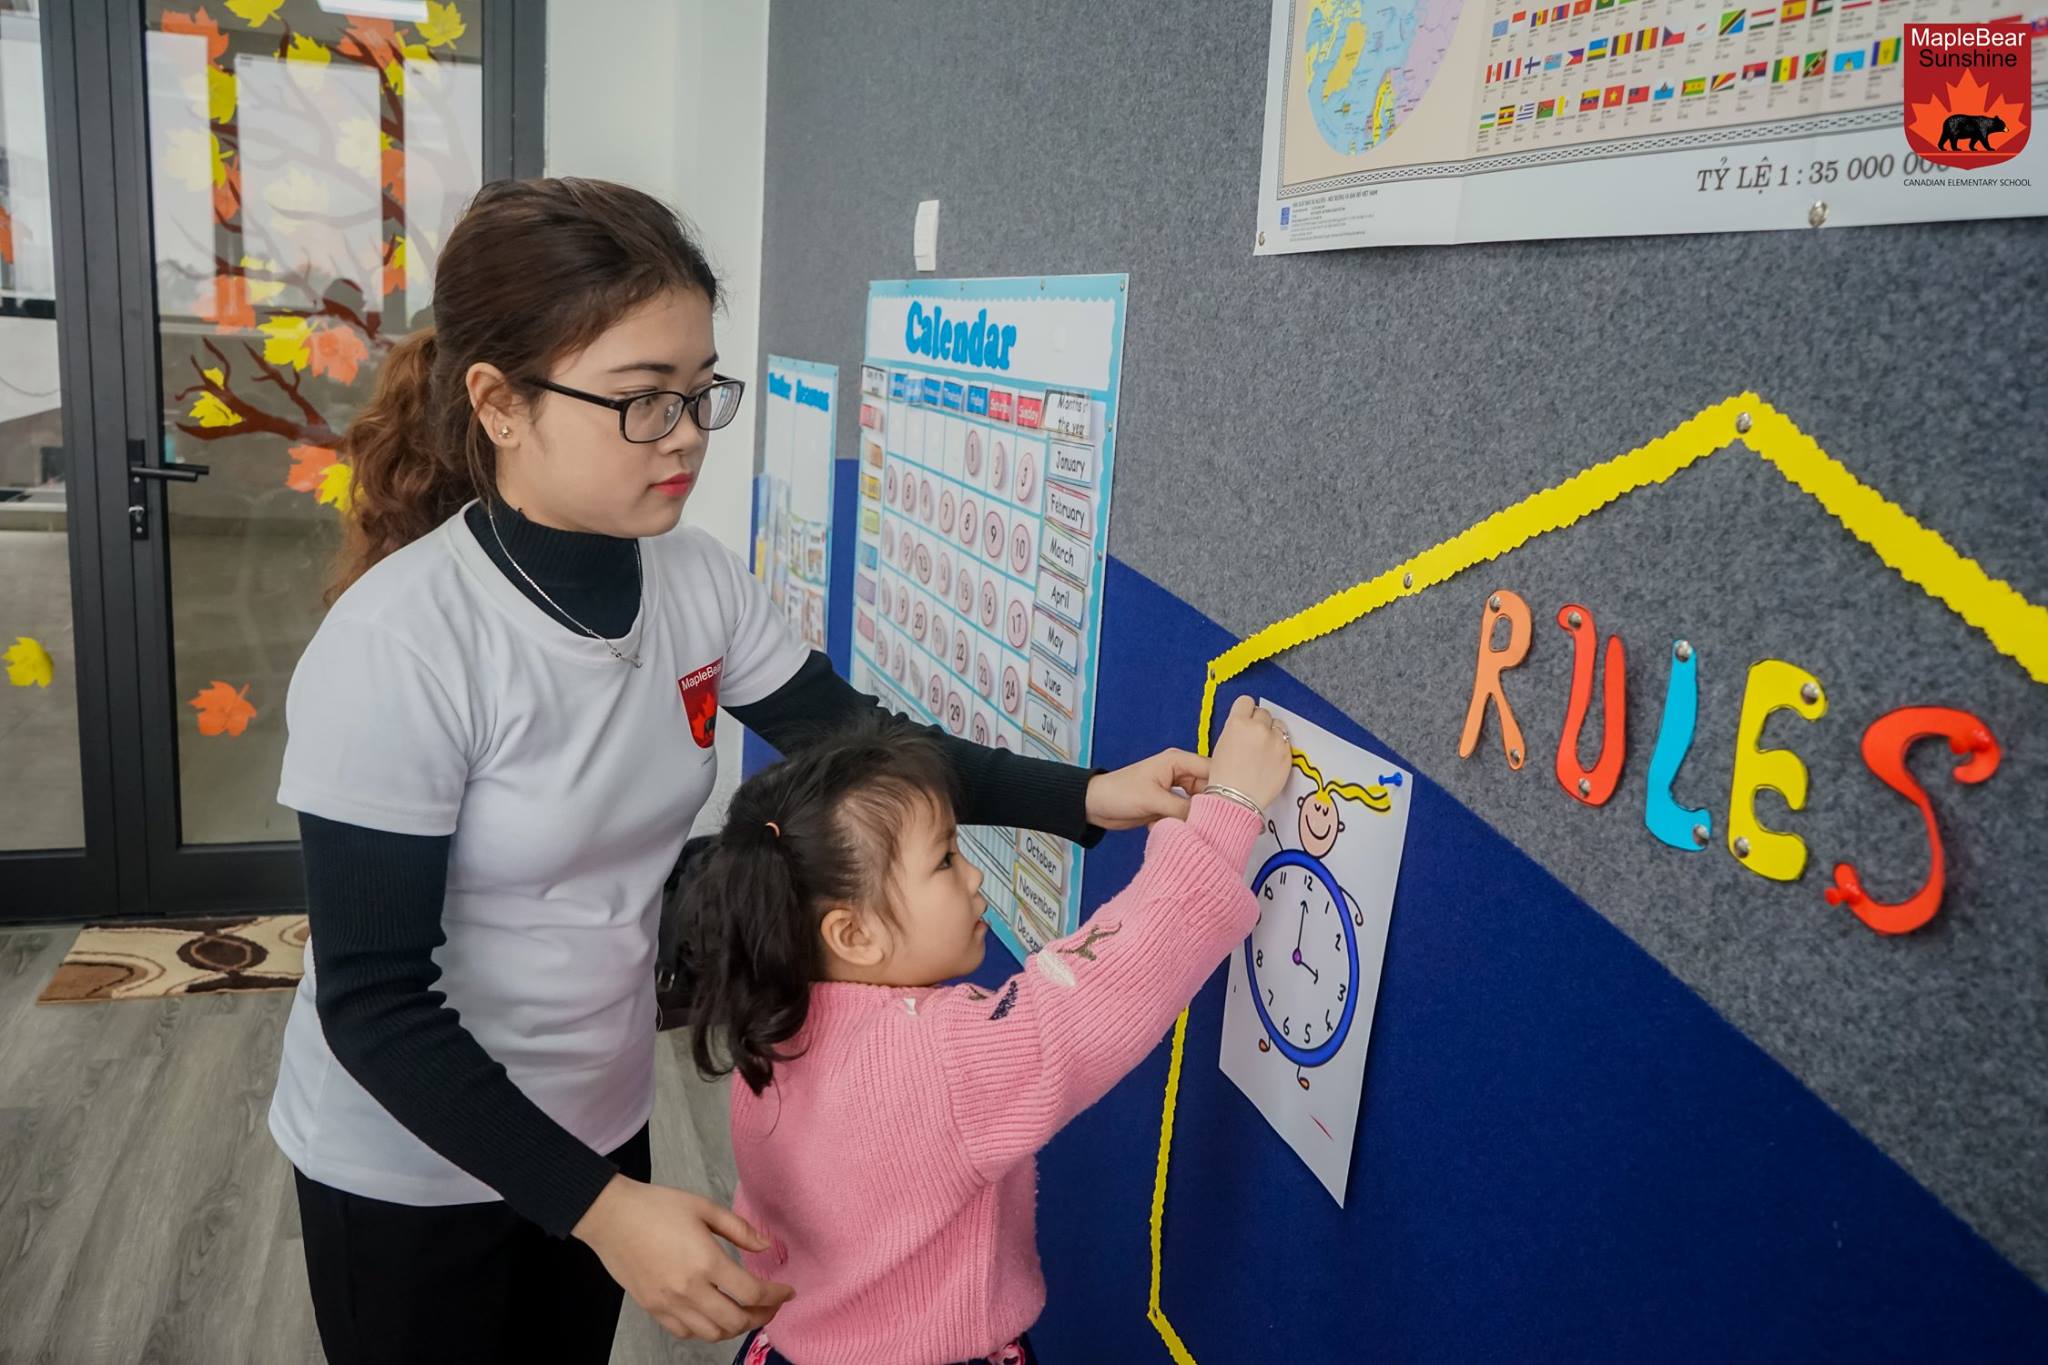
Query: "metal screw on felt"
1403 572 1413 588
1734 836 1752 858
1577 777 1592 796
1489 593 1502 611
1567 609 1583 628
1735 412 1752 434
1692 824 1710 847
1509 747 1522 765
1675 640 1693 662
1808 201 1829 228
1801 681 1820 704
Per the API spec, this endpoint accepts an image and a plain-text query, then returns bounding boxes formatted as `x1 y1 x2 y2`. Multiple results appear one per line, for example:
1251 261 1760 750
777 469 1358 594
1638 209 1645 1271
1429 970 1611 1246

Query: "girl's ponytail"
679 719 957 1093
685 813 822 1094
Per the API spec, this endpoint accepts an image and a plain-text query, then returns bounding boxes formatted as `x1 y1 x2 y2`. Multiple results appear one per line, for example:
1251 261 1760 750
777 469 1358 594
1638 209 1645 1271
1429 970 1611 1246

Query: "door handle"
127 439 212 539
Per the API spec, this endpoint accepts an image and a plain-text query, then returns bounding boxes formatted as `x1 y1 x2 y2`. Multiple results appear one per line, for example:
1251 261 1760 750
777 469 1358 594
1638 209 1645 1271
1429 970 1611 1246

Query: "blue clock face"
1244 849 1360 1068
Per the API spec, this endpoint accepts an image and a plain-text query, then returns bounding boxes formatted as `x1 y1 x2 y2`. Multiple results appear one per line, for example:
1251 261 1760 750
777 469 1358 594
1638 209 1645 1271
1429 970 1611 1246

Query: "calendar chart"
849 276 1129 957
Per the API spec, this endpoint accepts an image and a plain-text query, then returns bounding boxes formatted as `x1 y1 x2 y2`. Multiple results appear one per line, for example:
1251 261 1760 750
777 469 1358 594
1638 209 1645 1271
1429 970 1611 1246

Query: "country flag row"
1491 0 1897 36
1487 30 1904 86
1480 41 1900 127
1485 25 1687 83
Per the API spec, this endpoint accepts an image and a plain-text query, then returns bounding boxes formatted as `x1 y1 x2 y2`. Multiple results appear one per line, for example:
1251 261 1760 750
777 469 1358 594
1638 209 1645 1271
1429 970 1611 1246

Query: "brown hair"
330 177 721 600
680 717 957 1093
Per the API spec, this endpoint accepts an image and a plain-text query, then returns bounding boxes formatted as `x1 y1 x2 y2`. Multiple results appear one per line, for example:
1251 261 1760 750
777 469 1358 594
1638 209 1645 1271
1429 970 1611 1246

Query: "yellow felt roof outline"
1147 392 2047 1364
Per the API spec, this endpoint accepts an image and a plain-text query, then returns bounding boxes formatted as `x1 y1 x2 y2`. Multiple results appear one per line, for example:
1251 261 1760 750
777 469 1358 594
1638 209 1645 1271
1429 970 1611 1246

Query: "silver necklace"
484 499 644 668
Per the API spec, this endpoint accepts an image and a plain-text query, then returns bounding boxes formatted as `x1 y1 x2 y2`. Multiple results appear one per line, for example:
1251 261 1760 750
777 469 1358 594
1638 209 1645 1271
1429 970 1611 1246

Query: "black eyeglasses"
534 375 746 443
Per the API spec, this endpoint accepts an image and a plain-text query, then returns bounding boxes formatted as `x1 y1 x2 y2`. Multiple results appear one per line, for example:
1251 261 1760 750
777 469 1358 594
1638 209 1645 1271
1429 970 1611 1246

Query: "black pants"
294 1125 652 1365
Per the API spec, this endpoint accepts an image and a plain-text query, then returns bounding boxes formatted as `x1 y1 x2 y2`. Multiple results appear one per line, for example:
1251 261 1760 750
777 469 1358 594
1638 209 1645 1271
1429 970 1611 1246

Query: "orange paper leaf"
189 680 257 737
159 7 230 62
212 157 242 224
1906 68 2030 154
286 445 338 492
0 202 14 266
308 324 369 384
336 17 402 71
194 272 256 331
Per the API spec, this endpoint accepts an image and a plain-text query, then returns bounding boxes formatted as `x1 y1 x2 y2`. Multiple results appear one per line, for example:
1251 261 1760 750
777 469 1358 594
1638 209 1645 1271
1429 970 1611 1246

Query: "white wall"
546 0 772 830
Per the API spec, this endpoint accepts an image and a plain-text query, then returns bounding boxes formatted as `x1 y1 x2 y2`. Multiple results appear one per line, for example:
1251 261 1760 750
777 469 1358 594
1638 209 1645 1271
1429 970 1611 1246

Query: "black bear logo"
1938 113 2006 152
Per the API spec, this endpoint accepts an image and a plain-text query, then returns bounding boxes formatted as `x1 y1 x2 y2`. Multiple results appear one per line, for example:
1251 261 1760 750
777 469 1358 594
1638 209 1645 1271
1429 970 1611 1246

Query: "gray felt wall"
756 1 2048 1285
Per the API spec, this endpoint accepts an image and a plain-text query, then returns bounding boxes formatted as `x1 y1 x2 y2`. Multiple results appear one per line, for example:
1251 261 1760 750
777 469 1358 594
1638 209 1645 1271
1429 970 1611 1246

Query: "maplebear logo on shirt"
679 659 723 748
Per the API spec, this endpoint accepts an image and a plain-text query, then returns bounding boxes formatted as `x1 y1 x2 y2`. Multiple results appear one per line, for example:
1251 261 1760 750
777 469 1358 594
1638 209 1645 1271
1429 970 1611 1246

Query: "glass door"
0 0 539 921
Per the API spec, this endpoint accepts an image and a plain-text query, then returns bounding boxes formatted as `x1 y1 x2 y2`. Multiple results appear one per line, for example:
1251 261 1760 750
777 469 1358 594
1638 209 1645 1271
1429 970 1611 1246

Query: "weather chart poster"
850 276 1129 961
1255 0 2047 248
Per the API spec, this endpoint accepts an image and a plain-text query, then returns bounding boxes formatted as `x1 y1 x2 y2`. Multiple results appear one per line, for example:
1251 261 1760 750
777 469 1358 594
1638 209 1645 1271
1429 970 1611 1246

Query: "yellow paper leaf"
337 118 380 177
189 392 241 428
383 60 404 95
241 255 286 305
400 40 433 64
163 128 214 190
418 1 467 47
316 461 354 512
210 132 228 187
4 636 54 688
287 33 330 64
225 0 286 25
201 365 225 386
207 66 237 124
265 165 330 215
261 315 312 369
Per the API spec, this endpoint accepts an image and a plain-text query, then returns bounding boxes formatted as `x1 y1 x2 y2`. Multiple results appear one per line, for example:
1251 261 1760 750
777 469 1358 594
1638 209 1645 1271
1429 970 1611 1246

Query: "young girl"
686 696 1295 1364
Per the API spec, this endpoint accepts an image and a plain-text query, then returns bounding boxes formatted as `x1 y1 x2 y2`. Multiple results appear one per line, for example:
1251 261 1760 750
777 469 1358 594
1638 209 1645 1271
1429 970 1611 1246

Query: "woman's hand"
1207 697 1293 811
1084 748 1211 830
574 1175 794 1341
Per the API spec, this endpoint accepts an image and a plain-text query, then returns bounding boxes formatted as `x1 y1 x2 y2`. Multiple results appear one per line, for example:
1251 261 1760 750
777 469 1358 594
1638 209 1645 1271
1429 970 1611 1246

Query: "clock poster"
1219 700 1413 1205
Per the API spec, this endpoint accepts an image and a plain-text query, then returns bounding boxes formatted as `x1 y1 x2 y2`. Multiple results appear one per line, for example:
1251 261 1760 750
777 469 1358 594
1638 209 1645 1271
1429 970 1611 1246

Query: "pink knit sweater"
729 796 1262 1365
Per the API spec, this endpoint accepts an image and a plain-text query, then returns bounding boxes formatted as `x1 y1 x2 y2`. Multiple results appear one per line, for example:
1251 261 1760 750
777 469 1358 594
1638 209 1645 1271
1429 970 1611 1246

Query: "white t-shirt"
268 507 808 1207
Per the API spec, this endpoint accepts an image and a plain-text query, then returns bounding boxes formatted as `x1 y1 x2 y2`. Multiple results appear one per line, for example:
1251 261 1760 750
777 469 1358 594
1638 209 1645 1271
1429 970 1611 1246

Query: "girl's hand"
574 1175 794 1341
1208 697 1293 811
1085 748 1211 829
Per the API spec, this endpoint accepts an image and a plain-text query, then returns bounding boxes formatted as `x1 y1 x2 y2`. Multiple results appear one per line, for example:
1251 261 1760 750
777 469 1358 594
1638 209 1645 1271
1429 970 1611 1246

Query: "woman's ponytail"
329 327 488 601
678 718 957 1093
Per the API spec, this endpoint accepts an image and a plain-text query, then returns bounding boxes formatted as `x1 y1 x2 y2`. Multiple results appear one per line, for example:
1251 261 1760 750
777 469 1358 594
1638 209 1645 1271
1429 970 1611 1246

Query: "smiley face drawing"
1010 523 1033 575
983 509 1004 562
919 477 935 525
937 551 953 598
939 489 957 535
972 713 991 745
945 688 968 736
1289 751 1394 859
975 649 994 698
1006 598 1029 649
951 631 971 676
979 579 999 630
1001 664 1023 717
965 430 983 478
958 497 979 548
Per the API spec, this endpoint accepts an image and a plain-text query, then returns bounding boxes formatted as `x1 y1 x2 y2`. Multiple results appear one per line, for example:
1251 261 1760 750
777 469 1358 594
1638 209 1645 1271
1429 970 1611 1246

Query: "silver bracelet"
1200 784 1264 815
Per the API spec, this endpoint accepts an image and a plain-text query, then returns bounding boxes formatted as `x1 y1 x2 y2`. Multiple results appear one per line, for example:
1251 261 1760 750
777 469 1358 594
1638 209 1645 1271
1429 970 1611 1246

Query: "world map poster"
1254 0 2047 247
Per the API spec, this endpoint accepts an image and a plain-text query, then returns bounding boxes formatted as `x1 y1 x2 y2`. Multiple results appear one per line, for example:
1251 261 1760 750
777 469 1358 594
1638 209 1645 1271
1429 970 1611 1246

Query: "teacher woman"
270 177 1205 1363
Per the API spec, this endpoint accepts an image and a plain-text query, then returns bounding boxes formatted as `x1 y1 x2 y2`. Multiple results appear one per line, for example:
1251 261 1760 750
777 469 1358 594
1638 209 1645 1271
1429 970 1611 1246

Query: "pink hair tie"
764 821 782 839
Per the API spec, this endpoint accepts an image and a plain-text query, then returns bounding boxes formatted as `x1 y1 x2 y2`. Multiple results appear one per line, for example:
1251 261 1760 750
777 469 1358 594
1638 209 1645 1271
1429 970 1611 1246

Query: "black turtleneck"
296 504 1102 1238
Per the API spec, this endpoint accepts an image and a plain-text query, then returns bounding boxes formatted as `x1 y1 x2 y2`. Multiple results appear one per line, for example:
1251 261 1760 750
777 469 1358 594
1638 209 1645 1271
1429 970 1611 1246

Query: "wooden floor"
0 924 742 1365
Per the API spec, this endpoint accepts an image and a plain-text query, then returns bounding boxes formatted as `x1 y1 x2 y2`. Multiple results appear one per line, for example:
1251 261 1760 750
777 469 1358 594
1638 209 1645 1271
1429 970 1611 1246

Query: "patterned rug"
36 915 310 1004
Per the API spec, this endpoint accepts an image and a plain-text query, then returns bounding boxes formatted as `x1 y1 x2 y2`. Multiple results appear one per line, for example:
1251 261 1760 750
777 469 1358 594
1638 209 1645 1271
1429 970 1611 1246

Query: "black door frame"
1 0 545 925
